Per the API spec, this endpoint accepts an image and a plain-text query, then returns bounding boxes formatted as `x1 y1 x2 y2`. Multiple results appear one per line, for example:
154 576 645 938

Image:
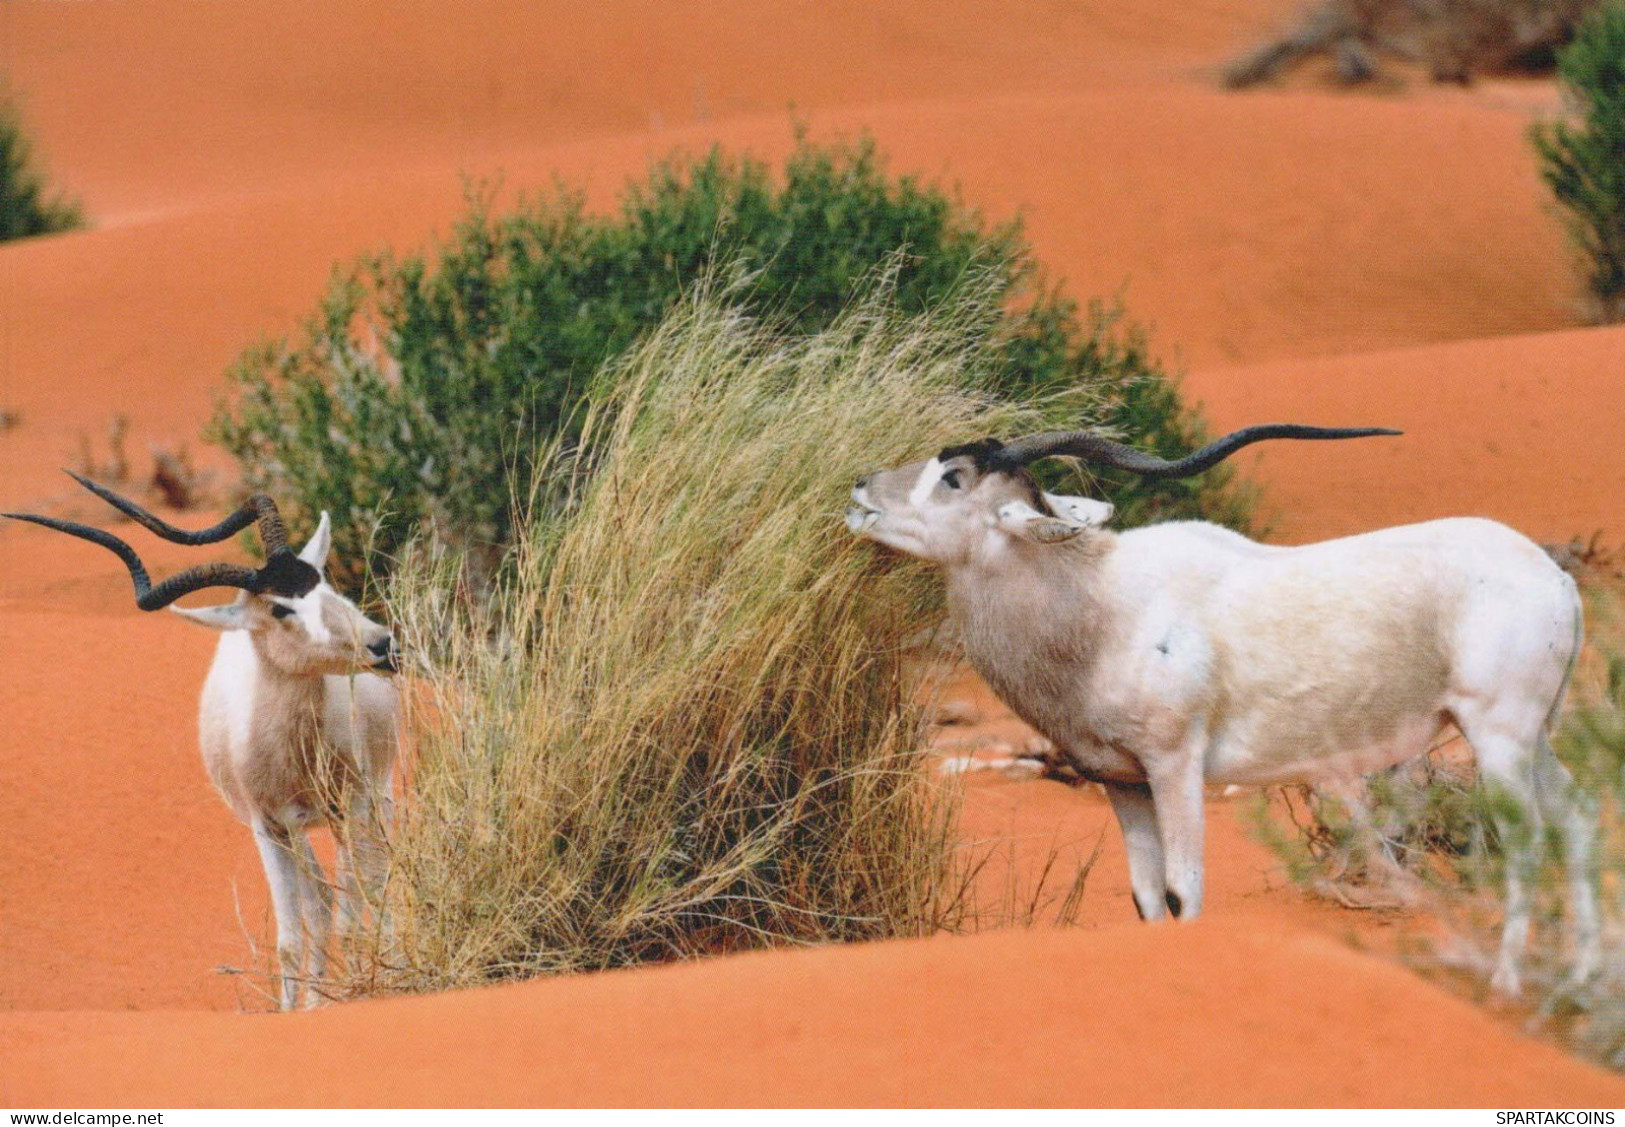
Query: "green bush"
1533 2 1625 322
210 133 1251 594
0 97 82 241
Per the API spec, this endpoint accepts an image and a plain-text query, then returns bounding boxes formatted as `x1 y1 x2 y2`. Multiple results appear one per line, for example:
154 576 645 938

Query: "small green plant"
209 133 1251 596
1256 578 1625 1070
1547 602 1625 1067
340 281 1088 995
1533 1 1625 322
1252 752 1492 909
0 97 82 241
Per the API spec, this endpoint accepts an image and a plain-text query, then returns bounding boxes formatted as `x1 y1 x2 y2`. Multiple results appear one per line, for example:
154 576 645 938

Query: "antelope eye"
942 469 963 490
270 604 297 621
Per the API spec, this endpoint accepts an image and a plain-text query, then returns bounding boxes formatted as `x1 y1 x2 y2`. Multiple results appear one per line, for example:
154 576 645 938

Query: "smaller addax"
7 475 400 1010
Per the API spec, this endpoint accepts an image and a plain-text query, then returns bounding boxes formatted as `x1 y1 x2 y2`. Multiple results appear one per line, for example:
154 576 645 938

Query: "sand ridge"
5 919 1623 1107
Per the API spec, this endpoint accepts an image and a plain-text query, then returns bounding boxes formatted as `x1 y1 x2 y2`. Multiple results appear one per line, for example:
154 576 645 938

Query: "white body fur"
175 514 398 1009
850 454 1599 994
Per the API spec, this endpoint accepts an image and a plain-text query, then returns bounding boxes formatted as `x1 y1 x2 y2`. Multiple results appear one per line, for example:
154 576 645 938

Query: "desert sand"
2 0 1623 1107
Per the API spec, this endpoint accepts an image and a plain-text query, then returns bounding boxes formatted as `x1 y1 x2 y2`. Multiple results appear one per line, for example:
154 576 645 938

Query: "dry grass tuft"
338 277 1094 995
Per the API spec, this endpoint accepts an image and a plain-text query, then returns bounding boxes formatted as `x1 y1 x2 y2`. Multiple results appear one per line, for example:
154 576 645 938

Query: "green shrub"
1256 579 1625 1070
1533 2 1625 322
210 133 1251 595
0 97 82 241
342 284 1062 993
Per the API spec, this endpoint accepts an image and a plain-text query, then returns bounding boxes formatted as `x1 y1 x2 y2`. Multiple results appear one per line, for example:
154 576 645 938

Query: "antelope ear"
1042 493 1114 528
298 511 332 571
169 592 254 631
996 500 1087 544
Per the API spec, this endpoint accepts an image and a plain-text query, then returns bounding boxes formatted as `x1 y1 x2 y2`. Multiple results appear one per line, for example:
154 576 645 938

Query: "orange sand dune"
0 535 281 1011
4 0 1295 215
4 0 1624 1108
5 918 1621 1107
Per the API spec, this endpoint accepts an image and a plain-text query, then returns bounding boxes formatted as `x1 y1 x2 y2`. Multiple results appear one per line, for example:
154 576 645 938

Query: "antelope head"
5 474 397 677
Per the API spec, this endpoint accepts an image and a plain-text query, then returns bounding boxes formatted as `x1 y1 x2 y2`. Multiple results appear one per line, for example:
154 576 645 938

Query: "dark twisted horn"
989 423 1401 478
66 470 293 554
2 476 319 611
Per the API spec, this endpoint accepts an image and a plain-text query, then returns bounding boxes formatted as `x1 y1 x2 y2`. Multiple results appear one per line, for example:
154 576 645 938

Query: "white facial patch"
908 457 946 510
275 591 333 644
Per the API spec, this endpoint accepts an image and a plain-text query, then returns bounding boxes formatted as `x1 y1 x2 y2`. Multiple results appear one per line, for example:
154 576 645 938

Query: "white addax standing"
847 424 1597 994
7 476 399 1009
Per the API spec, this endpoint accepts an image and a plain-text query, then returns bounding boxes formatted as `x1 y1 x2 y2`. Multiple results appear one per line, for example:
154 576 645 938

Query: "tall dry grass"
338 278 1094 995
